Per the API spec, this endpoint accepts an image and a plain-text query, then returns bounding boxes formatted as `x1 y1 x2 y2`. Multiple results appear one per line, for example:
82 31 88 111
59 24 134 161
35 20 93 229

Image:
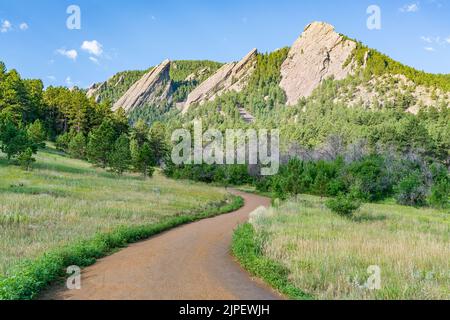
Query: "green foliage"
232 223 311 300
0 196 243 300
326 194 361 217
95 69 149 104
428 164 450 209
87 119 118 168
17 148 35 171
170 60 223 102
108 134 131 175
394 171 428 207
348 42 450 92
55 132 72 152
26 120 46 148
68 132 87 159
343 156 391 201
0 113 35 160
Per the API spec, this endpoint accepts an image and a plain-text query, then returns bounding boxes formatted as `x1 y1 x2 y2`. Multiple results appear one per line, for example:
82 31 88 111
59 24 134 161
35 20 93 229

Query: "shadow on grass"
0 184 69 198
352 212 388 223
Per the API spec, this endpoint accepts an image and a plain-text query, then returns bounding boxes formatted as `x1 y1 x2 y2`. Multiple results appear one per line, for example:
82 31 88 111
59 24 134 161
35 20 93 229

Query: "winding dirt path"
42 190 282 300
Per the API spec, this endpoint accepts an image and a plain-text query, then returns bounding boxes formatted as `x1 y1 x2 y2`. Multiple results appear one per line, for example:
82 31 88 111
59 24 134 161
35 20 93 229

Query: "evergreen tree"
68 132 87 159
131 139 155 178
27 120 46 148
87 119 117 168
109 134 131 175
17 147 36 171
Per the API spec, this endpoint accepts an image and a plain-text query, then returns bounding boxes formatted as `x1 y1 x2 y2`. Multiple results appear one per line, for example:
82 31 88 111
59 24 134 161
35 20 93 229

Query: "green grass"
236 194 449 300
0 146 242 300
232 223 312 300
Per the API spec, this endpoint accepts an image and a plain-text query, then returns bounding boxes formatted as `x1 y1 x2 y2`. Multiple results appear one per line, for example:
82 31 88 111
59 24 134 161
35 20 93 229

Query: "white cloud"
57 48 78 61
81 40 103 56
400 3 420 12
89 57 99 64
1 20 12 33
47 76 56 82
446 37 450 44
424 47 435 52
420 36 432 43
65 76 74 87
19 23 28 31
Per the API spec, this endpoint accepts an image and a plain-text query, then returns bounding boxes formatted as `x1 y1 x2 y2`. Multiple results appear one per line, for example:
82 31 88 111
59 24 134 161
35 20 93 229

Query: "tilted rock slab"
113 59 172 112
182 49 258 114
280 22 357 106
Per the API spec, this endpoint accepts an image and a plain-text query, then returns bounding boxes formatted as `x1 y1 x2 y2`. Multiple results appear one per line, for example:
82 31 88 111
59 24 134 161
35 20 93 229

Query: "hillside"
86 21 449 136
0 145 240 299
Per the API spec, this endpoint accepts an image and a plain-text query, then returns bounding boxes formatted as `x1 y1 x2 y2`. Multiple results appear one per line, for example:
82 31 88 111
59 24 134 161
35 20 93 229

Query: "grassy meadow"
242 195 449 300
0 146 231 279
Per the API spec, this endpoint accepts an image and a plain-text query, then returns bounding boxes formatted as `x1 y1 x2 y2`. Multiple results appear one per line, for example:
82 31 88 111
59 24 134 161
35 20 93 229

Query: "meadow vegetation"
238 194 449 300
0 146 238 299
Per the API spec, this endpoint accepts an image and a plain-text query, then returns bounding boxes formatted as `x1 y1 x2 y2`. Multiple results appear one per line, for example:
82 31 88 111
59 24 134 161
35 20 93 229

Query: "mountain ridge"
88 21 450 119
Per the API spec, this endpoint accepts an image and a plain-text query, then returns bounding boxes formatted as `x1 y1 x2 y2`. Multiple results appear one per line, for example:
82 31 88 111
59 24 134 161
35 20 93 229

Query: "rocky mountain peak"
280 21 357 105
112 59 172 112
181 48 258 114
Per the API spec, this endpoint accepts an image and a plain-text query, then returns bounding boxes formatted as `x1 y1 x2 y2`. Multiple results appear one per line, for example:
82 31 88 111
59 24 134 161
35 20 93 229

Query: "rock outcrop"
182 49 258 114
280 22 357 105
86 82 106 103
113 59 172 112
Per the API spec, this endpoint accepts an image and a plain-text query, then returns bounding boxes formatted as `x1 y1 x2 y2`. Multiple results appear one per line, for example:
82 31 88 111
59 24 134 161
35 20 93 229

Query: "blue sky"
1 0 450 88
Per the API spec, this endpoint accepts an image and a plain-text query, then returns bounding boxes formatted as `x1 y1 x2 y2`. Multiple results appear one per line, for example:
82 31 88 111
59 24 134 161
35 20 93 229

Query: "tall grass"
246 195 449 300
0 147 237 299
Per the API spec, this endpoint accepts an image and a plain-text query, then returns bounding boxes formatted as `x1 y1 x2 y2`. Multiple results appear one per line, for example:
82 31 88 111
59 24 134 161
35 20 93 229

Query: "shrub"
326 194 361 217
394 171 428 207
27 120 46 148
68 132 87 159
17 148 35 171
55 132 71 152
428 181 450 209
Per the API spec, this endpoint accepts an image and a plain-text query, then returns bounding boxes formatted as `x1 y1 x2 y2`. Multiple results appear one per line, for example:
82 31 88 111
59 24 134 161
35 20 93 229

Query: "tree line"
0 61 167 175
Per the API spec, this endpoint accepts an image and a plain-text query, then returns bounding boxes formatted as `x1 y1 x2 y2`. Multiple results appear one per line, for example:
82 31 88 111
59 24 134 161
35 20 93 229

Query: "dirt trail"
42 190 282 300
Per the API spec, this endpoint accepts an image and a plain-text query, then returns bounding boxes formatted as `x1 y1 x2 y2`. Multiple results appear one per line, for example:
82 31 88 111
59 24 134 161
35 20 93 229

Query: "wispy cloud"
19 23 29 31
65 76 74 87
47 75 56 82
1 20 12 33
400 2 420 12
57 48 78 61
420 36 432 43
424 47 435 52
81 40 103 56
89 57 100 65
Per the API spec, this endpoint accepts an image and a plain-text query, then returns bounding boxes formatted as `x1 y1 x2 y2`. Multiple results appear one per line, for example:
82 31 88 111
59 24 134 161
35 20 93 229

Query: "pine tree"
27 120 46 148
87 119 117 168
109 134 131 175
69 132 87 159
17 147 36 171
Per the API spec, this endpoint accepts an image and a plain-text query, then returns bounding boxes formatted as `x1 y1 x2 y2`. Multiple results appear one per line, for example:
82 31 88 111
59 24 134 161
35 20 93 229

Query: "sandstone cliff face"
182 49 258 114
86 82 106 103
113 59 172 112
280 22 357 105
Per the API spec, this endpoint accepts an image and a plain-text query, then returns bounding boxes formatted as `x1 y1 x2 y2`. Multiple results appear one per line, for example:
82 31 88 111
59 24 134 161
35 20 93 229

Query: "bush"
55 133 71 152
427 164 450 209
17 148 35 171
394 171 428 207
428 181 450 209
68 132 87 159
326 194 361 217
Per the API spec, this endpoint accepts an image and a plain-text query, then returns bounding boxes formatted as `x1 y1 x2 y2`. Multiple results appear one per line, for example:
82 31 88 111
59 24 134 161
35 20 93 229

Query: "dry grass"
250 195 449 300
0 146 228 276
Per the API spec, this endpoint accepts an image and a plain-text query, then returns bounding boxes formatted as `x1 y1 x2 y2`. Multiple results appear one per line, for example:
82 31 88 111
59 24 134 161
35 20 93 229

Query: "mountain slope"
280 22 357 105
89 21 449 120
113 60 172 113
